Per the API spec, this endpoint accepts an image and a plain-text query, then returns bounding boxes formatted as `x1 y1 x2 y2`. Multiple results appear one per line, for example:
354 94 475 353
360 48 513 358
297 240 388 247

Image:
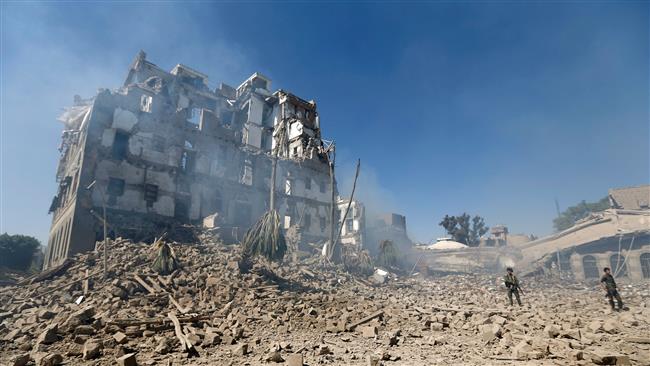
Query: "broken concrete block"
11 353 30 366
234 343 248 356
116 352 137 366
480 323 502 342
286 353 304 366
37 310 54 320
36 324 58 345
74 325 95 335
588 320 603 333
603 319 620 334
204 330 221 346
82 340 101 360
266 351 284 363
512 340 532 359
366 354 380 366
113 331 127 344
544 324 560 338
36 353 63 366
430 322 444 331
317 344 332 355
361 325 378 338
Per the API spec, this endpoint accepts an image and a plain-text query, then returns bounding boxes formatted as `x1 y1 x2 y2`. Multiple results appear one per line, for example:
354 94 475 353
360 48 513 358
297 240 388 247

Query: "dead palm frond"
151 236 179 275
242 210 287 262
341 246 374 276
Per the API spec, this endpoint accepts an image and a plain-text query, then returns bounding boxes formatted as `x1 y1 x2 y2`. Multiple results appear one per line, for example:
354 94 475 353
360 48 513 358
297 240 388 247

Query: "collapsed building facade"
521 185 650 281
414 185 650 281
45 52 338 269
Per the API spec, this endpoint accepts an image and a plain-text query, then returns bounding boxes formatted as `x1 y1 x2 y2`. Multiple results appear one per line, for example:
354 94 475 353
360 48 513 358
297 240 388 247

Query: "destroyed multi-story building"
44 51 338 269
336 198 366 250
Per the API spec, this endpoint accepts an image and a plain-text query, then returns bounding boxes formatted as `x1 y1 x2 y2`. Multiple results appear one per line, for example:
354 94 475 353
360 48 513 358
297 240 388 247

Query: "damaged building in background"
45 51 339 269
412 185 650 281
521 185 650 281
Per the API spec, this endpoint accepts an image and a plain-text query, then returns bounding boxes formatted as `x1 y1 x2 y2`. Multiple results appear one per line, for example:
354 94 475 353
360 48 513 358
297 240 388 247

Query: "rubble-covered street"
1 232 649 366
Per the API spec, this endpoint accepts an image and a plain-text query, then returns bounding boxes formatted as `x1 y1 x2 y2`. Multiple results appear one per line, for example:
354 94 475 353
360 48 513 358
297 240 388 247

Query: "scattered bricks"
11 353 30 366
512 340 532 359
544 324 560 338
367 354 380 366
626 336 650 344
602 319 620 334
205 277 219 287
387 333 399 346
317 344 332 355
116 352 137 366
615 355 631 365
74 325 95 335
266 351 284 363
204 330 221 346
37 310 54 320
234 343 248 356
361 325 378 338
37 353 63 366
113 331 128 344
490 315 507 326
36 324 58 345
560 328 581 341
480 324 502 342
286 353 304 366
82 340 102 360
588 320 603 333
154 338 171 355
74 335 89 344
4 329 21 341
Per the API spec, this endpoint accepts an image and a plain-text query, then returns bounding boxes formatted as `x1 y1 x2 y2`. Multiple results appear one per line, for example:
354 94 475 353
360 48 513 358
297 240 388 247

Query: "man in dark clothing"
600 267 623 311
504 267 522 306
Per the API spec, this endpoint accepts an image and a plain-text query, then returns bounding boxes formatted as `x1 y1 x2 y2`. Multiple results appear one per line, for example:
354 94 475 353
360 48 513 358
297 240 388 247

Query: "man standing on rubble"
600 267 624 311
504 267 523 306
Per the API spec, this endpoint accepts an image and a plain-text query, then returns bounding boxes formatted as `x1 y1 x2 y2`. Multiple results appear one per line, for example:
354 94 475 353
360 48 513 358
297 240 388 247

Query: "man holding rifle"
504 267 523 306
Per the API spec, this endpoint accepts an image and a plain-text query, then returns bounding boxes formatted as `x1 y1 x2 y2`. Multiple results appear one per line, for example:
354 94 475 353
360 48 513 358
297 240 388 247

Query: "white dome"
425 240 468 250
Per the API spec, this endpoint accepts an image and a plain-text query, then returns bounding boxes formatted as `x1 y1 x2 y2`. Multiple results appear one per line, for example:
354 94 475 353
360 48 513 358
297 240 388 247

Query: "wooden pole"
328 147 337 256
329 159 361 261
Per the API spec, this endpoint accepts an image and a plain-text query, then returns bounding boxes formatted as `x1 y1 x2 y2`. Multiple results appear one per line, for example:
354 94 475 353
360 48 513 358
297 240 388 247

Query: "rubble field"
1 234 649 366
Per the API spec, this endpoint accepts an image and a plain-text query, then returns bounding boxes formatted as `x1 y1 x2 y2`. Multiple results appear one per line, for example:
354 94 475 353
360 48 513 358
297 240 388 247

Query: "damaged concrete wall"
45 52 338 269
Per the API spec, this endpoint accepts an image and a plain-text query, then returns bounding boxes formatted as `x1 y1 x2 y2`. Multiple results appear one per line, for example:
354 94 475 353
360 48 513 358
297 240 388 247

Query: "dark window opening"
641 253 650 279
582 255 599 279
107 178 125 196
174 197 190 222
320 217 327 232
144 184 159 207
112 131 129 160
303 214 311 230
610 254 628 277
214 191 223 212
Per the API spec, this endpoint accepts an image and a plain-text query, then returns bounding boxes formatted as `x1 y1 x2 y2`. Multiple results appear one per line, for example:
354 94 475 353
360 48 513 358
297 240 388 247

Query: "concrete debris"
1 231 649 365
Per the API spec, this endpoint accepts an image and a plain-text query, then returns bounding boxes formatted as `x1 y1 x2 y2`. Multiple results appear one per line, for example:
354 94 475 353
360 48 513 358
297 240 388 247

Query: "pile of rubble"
1 233 649 365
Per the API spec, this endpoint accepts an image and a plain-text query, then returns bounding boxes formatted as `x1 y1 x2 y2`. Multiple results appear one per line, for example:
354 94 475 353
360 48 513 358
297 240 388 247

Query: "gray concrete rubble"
1 231 649 365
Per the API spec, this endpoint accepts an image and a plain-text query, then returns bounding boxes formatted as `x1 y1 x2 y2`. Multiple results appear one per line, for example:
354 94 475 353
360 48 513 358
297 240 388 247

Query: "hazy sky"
1 2 648 245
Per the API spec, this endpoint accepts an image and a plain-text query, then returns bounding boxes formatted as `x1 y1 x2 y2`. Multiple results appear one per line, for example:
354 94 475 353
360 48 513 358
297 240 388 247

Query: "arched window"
641 253 650 279
583 255 599 279
610 254 628 277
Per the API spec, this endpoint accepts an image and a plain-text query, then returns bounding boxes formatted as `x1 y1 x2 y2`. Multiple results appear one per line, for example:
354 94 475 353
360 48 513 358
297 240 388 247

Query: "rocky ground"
1 233 649 366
